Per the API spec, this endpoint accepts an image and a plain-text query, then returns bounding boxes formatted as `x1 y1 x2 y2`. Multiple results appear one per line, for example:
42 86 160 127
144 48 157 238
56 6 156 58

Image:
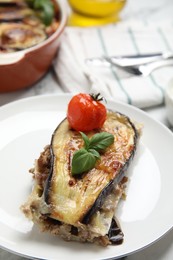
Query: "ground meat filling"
30 145 51 189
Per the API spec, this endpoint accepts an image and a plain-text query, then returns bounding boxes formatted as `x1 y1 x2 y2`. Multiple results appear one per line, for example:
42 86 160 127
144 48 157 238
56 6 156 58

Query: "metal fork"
104 56 173 76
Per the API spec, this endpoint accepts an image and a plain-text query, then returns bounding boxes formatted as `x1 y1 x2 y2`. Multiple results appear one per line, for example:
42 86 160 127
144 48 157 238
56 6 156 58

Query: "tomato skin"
67 93 107 131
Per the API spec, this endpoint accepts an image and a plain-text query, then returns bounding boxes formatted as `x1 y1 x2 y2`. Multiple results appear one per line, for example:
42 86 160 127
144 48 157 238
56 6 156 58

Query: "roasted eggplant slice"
0 1 30 22
0 0 24 2
0 0 26 7
0 23 47 49
108 218 124 245
0 7 34 22
44 110 138 226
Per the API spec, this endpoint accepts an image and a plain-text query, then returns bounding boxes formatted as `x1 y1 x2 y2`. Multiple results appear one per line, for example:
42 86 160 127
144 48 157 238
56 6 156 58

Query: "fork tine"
104 56 143 76
119 66 143 76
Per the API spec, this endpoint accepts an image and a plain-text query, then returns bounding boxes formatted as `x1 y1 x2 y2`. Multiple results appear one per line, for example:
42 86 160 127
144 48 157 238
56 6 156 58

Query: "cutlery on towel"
103 56 173 76
85 52 173 76
85 52 173 68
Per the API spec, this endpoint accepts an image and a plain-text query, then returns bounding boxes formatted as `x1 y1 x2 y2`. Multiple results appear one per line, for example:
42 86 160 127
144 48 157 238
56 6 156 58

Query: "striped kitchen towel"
54 21 173 108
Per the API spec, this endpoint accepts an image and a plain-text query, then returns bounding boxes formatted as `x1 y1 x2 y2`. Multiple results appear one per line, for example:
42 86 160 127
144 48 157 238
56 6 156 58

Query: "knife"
85 52 173 68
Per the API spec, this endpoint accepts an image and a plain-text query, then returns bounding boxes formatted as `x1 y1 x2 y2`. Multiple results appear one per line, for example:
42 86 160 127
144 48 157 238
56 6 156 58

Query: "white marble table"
1 0 173 259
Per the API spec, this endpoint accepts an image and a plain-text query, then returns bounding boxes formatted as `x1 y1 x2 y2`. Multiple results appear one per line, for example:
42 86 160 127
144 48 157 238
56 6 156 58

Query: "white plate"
0 94 173 260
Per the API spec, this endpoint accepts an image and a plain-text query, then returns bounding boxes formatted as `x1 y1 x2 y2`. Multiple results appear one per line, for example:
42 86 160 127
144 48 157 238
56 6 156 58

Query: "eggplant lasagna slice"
21 110 141 246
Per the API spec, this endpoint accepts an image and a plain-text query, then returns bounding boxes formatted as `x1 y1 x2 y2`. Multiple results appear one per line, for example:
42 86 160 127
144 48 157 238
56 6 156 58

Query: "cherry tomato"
67 93 107 132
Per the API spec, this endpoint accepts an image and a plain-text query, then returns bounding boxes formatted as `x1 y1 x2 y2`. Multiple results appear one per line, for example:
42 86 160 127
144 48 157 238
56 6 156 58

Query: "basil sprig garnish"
72 132 114 175
26 0 54 25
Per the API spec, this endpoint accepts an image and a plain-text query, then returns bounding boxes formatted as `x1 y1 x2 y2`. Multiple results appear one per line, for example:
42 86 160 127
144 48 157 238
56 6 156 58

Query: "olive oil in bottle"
68 0 126 27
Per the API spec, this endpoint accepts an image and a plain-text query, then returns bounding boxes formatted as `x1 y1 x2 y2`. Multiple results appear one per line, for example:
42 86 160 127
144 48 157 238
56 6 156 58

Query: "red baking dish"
0 0 67 92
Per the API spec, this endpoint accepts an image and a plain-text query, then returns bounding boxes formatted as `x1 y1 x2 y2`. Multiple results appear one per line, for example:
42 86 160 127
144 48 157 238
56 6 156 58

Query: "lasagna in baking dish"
0 0 60 53
21 94 141 246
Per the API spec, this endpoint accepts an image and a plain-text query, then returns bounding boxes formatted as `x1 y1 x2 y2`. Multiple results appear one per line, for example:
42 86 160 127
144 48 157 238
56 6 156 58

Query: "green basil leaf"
88 149 100 159
80 132 90 150
89 132 114 152
27 0 54 26
72 149 97 175
72 131 114 175
33 0 42 8
39 1 54 25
